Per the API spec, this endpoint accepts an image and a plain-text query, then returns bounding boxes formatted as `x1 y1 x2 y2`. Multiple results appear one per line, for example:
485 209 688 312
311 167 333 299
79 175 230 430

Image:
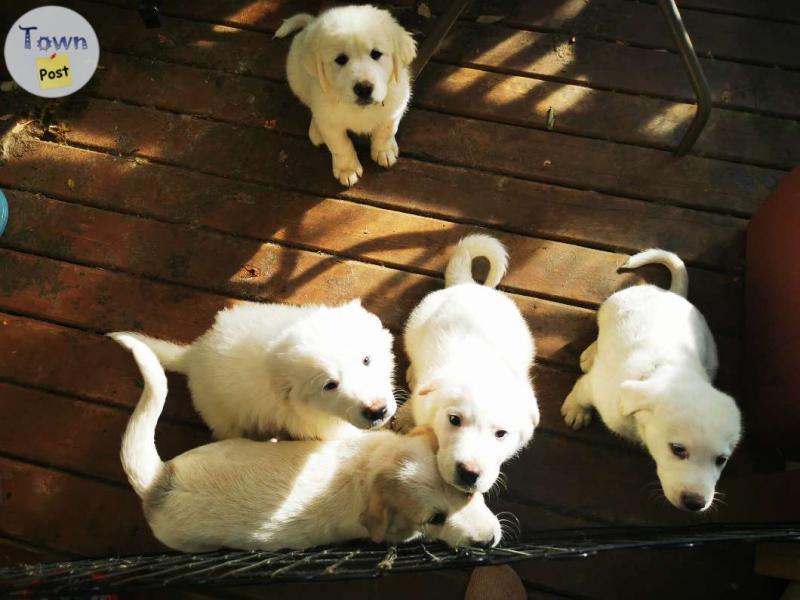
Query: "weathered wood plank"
0 537 72 567
515 544 781 600
672 0 800 23
0 457 161 556
71 0 800 118
85 48 800 179
0 189 743 387
0 382 209 483
414 63 800 170
436 21 800 119
438 0 800 69
56 90 775 219
1 139 749 275
0 239 603 371
0 161 744 334
0 313 203 424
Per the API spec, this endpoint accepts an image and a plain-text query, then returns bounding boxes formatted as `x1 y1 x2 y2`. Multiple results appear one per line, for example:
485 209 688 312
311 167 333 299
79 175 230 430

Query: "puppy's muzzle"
353 81 374 105
361 402 388 424
455 462 480 489
471 533 497 549
681 492 706 512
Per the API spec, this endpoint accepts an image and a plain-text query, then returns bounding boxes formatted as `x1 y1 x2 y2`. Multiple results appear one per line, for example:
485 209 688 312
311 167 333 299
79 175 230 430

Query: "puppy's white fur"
561 249 741 512
402 234 540 494
123 300 396 441
114 333 500 552
275 6 416 186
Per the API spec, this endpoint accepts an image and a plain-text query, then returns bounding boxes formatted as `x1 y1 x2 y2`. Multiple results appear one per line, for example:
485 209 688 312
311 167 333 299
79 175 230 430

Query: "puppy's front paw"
333 155 363 186
561 395 592 430
371 137 399 168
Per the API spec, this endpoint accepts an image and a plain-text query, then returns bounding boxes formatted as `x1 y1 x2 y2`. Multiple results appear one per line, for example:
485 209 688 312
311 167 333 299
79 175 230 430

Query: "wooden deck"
0 0 798 597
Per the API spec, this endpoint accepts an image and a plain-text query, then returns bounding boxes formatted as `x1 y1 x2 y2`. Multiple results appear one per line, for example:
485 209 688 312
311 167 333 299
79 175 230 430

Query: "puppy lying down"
561 249 741 512
113 334 501 552
123 300 396 441
275 6 416 186
401 234 539 494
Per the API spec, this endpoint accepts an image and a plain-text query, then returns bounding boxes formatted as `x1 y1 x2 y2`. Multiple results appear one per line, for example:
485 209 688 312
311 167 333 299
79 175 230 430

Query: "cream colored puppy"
121 301 396 441
113 334 500 552
402 234 540 494
275 6 416 186
561 249 741 512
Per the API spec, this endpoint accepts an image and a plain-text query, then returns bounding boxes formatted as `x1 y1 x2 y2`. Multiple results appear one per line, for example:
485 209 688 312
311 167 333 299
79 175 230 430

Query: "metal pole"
658 0 712 155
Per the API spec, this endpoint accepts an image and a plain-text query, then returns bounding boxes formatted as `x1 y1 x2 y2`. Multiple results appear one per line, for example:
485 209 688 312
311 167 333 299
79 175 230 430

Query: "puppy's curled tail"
445 234 508 288
110 333 168 498
623 249 689 297
274 13 315 38
114 332 190 373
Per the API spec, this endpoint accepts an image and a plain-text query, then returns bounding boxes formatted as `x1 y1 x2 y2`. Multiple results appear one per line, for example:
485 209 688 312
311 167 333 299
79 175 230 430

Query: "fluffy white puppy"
274 6 416 186
114 334 501 552
123 300 396 441
402 234 540 494
561 249 742 512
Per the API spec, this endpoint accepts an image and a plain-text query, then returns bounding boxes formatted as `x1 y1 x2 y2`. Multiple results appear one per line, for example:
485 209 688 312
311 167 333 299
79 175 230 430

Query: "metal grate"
2 523 798 597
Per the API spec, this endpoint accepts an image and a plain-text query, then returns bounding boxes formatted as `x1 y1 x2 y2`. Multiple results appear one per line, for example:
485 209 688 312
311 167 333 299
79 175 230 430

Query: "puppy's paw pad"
561 402 592 430
333 160 363 187
373 149 398 168
371 140 399 168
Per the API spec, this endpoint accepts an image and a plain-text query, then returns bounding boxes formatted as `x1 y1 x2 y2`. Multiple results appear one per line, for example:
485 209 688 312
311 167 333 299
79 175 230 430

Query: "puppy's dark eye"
335 54 349 66
495 430 508 439
427 511 447 526
715 455 728 467
669 443 688 459
449 414 461 427
323 380 339 391
370 49 383 60
363 356 371 366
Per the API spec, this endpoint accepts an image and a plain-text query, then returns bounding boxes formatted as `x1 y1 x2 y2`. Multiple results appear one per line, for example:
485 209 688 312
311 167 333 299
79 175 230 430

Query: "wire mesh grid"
2 523 799 597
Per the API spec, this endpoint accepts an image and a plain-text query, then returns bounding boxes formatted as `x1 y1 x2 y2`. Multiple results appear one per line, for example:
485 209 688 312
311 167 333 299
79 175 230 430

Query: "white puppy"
402 234 540 494
114 334 501 552
123 300 396 441
274 6 416 186
561 249 742 512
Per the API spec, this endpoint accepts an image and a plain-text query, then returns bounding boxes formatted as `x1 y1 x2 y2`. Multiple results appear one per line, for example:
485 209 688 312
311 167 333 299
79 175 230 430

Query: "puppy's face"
285 301 396 429
303 6 416 105
416 376 538 494
361 429 501 547
621 378 741 512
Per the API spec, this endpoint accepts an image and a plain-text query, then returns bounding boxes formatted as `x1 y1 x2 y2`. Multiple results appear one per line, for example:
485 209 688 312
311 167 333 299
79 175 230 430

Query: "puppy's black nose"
455 463 480 487
473 534 496 549
362 404 388 423
353 81 374 99
681 493 706 512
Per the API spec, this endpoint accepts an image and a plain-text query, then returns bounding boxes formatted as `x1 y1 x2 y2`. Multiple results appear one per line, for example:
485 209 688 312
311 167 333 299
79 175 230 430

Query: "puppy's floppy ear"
619 380 654 417
361 483 393 543
391 23 417 82
301 27 331 94
408 425 439 452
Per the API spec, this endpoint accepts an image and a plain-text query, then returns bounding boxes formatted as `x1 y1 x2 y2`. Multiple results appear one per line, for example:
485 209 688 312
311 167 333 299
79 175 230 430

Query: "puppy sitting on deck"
113 334 500 552
561 249 742 512
122 300 396 441
275 6 416 186
401 234 540 494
